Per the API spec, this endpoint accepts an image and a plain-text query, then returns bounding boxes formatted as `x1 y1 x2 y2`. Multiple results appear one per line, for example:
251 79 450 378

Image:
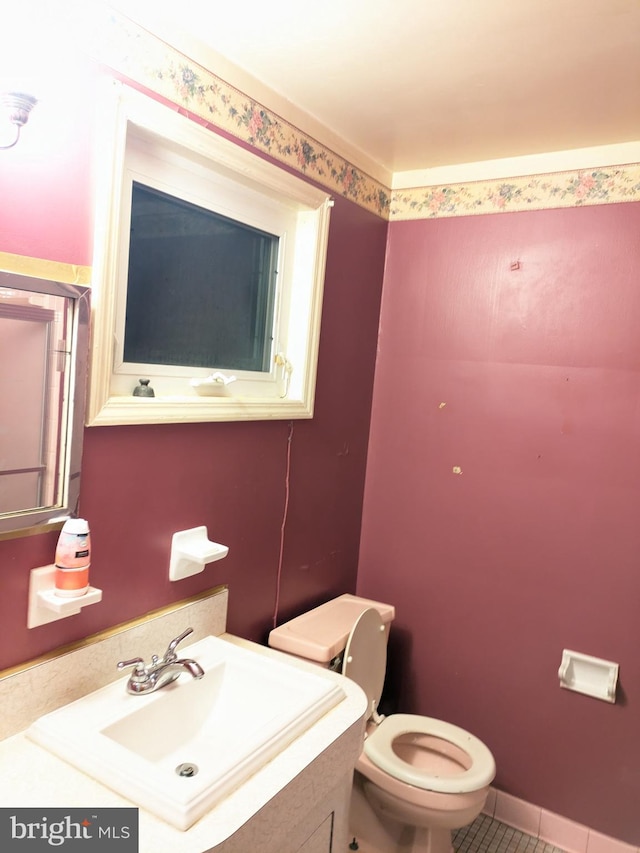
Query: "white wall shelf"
169 526 229 581
28 565 102 629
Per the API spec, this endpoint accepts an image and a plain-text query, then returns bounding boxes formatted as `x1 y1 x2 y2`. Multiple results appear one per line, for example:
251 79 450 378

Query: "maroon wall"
0 65 387 671
357 203 640 843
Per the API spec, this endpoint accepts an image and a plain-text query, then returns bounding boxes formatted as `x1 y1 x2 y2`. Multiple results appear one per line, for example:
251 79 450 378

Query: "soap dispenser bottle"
54 518 91 597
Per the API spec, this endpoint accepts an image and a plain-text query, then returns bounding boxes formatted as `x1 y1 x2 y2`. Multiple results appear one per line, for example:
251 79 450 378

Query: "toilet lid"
364 713 496 794
342 607 387 719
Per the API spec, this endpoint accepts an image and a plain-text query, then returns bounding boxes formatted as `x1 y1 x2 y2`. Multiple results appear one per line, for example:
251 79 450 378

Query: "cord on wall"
272 420 294 629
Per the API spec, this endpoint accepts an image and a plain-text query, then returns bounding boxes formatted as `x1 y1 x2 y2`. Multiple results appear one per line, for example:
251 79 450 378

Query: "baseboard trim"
483 789 638 853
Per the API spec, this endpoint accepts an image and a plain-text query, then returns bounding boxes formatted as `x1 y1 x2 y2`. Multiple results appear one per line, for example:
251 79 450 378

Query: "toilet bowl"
269 594 496 853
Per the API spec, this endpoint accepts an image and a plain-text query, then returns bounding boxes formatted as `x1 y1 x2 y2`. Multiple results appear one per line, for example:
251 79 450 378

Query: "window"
124 183 278 373
87 83 332 425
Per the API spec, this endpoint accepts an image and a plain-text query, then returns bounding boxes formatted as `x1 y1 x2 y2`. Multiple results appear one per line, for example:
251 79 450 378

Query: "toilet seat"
364 713 496 794
342 607 387 720
342 608 495 795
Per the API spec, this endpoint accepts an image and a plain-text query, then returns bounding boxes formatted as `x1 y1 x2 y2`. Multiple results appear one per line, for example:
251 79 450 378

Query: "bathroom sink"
27 635 344 830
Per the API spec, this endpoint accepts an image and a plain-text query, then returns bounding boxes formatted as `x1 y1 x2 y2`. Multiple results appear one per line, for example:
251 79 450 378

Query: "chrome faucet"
117 627 205 695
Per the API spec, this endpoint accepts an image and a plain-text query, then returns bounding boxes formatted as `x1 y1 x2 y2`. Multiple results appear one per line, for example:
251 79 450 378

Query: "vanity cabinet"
219 770 354 853
296 815 333 853
0 588 367 853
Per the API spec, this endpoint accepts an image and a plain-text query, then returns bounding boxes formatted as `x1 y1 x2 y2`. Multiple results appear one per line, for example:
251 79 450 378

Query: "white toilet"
269 594 496 853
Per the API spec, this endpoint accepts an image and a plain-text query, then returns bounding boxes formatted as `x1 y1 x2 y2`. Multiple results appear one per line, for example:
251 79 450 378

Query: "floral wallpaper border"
88 10 390 217
88 9 640 222
390 164 640 220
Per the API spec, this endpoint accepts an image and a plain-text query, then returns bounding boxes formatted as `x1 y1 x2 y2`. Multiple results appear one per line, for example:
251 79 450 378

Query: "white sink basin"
27 635 344 830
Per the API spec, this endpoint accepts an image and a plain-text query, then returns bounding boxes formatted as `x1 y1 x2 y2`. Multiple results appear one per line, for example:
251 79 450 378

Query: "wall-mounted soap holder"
169 526 229 581
28 565 103 629
558 649 619 703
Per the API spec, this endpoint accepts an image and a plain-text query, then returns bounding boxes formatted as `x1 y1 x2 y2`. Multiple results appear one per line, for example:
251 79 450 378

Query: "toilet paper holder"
558 649 619 703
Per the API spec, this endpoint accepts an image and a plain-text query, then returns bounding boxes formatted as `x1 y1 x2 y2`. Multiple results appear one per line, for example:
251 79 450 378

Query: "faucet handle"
117 657 147 675
163 627 194 661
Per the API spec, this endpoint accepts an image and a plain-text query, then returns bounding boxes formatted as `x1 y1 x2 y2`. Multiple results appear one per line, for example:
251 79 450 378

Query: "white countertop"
0 633 367 853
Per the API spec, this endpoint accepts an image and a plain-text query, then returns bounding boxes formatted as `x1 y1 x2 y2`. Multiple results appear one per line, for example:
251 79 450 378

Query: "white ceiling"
111 0 640 177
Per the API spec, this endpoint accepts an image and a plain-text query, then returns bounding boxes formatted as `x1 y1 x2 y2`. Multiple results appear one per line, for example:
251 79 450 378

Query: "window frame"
87 82 332 426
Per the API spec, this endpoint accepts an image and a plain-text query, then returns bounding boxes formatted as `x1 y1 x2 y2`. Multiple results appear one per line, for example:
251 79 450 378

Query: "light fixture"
0 92 37 150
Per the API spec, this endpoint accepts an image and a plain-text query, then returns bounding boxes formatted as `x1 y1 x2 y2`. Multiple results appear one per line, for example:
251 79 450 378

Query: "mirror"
0 261 90 537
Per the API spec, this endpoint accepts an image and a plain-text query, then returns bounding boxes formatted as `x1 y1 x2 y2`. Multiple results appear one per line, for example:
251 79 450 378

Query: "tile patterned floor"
454 814 567 853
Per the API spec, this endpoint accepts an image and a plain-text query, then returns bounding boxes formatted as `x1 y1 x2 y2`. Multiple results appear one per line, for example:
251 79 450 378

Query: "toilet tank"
268 594 395 666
